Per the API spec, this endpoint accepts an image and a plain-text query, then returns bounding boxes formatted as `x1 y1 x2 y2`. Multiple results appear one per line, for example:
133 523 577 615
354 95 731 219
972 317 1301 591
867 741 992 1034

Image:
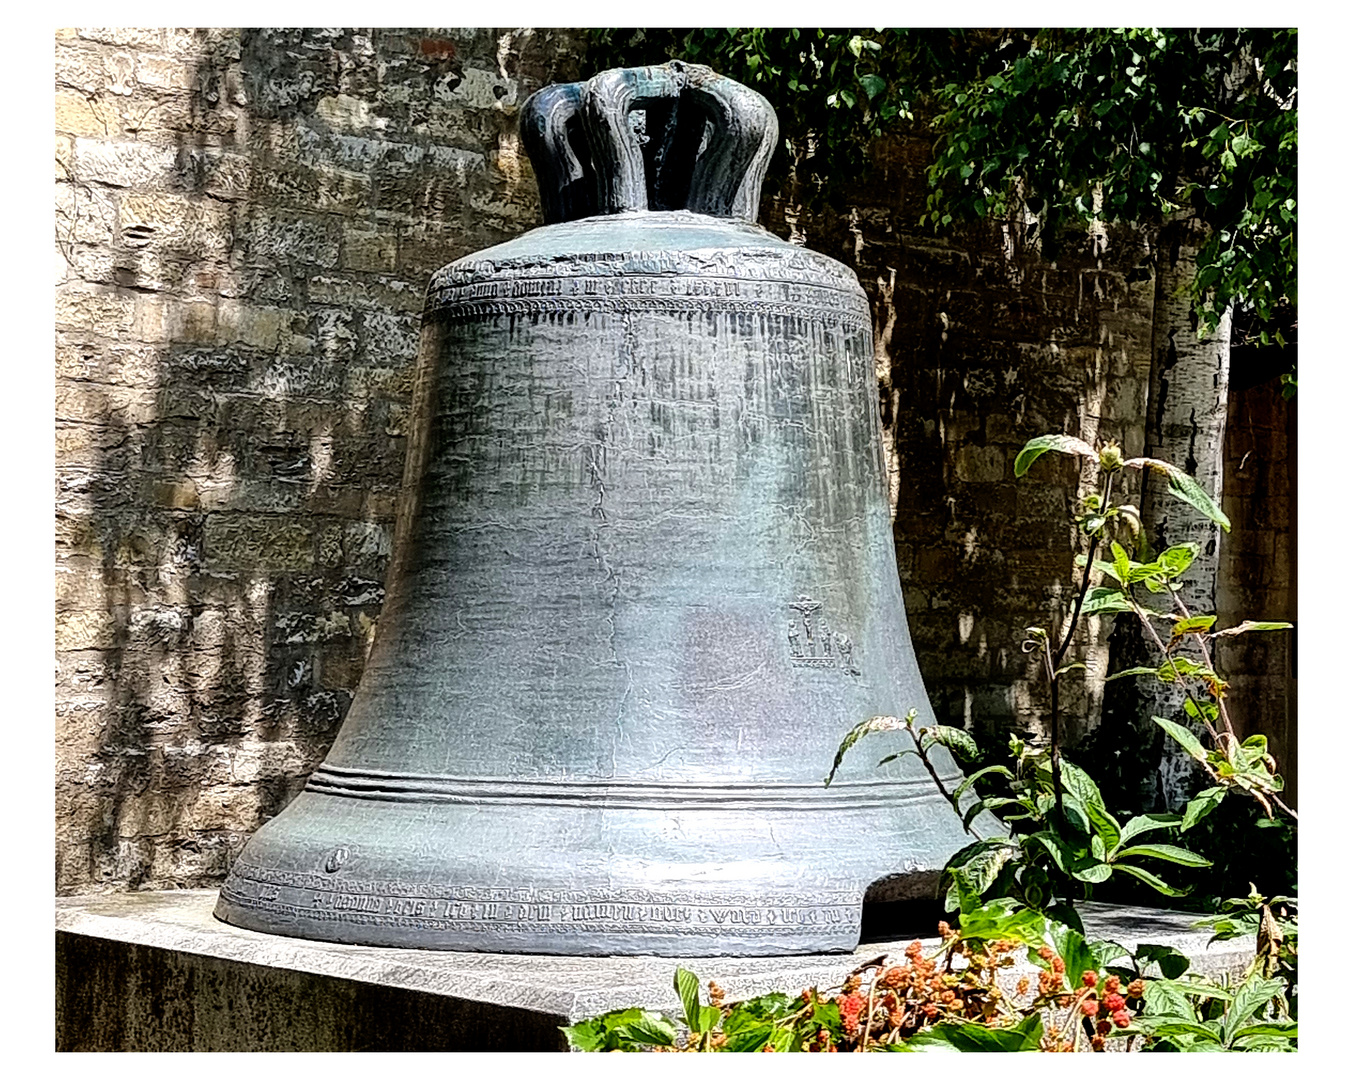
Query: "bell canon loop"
215 62 975 956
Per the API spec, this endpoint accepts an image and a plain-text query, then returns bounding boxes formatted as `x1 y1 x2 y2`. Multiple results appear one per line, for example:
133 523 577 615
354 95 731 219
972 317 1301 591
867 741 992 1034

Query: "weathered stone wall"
1217 379 1297 805
761 142 1157 749
55 27 586 893
55 28 1290 893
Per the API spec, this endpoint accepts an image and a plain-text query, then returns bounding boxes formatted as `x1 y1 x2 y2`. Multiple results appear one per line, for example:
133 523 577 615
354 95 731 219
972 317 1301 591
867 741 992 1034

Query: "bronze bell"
216 62 973 956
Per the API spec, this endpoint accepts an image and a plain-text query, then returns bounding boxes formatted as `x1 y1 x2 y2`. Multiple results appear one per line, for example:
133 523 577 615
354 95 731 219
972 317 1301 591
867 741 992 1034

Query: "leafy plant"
1012 433 1294 825
563 429 1295 1052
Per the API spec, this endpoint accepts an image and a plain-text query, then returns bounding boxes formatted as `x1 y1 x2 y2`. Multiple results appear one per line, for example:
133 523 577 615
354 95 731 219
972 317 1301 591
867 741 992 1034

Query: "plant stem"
1129 599 1221 743
1041 635 1065 823
859 975 878 1052
1046 469 1114 825
1054 471 1115 667
909 722 978 836
1168 591 1239 742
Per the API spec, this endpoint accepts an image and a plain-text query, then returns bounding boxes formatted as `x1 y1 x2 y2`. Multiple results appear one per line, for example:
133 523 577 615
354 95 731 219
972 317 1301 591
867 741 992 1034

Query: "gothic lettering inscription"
220 861 859 938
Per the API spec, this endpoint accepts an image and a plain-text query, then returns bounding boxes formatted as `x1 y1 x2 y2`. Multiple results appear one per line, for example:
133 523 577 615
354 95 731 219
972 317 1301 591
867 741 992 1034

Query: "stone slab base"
56 890 1252 1051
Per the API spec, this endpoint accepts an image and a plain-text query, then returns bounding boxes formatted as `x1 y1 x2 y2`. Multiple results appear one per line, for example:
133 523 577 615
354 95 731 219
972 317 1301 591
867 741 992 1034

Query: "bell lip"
212 787 976 956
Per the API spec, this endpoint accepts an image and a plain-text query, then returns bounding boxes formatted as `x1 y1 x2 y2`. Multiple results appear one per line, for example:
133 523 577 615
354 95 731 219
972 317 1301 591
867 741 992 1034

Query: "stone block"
55 609 120 652
77 27 165 49
119 192 235 257
342 227 397 272
54 90 112 138
54 285 135 333
72 138 180 188
216 300 290 350
204 515 315 571
135 53 195 91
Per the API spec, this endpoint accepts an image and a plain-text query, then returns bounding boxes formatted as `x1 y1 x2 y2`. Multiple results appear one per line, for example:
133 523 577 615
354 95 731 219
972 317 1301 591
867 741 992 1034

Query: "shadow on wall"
55 28 586 894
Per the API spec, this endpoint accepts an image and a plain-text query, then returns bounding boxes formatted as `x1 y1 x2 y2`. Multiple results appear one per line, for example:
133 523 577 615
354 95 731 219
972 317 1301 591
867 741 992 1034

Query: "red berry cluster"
1076 969 1134 1049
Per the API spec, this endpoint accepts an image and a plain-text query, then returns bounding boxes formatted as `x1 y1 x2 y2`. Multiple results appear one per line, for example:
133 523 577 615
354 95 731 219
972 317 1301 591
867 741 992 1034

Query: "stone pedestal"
56 890 1252 1051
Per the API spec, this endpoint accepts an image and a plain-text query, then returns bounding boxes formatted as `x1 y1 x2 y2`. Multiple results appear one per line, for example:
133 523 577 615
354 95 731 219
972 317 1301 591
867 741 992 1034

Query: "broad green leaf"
727 992 796 1023
1090 939 1130 968
1071 861 1113 883
564 1007 678 1051
614 1011 679 1047
722 1021 773 1052
1212 620 1294 638
766 1025 796 1052
697 1006 722 1035
923 723 979 759
1137 1017 1222 1043
1113 862 1188 896
1231 1032 1298 1051
1106 665 1162 682
1116 842 1212 868
1013 434 1096 477
1082 586 1135 615
1158 543 1200 576
1114 813 1181 854
1043 902 1085 937
1182 787 1226 831
905 1012 1044 1051
1136 944 1191 979
953 764 1014 801
1072 797 1120 854
1222 974 1288 1046
965 796 1024 830
859 73 886 100
1125 457 1231 531
674 967 701 1031
958 898 1047 945
825 710 913 786
1233 1021 1298 1042
876 749 920 767
1025 831 1075 875
1153 716 1208 763
560 1016 608 1052
1143 977 1194 1017
1172 615 1217 638
1058 759 1107 810
1111 541 1132 585
1047 923 1098 988
945 838 1021 900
